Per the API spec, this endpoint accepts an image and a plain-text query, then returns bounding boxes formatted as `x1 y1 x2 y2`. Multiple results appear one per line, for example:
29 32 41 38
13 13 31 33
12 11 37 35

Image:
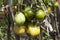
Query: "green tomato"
14 12 25 25
47 7 51 12
24 6 31 12
24 7 34 20
54 2 59 7
36 10 45 20
24 10 34 19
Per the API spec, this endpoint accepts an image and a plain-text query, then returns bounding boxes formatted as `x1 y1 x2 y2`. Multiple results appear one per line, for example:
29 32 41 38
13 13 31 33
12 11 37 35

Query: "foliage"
0 0 59 40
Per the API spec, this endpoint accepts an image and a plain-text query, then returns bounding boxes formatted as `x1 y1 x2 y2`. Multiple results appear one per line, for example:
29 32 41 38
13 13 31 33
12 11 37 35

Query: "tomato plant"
0 0 59 40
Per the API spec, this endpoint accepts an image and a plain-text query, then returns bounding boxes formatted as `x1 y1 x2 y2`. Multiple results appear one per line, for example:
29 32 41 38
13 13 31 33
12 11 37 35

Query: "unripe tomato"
14 12 25 25
27 25 40 36
23 7 34 20
13 26 25 35
24 10 34 19
36 10 45 20
24 7 31 12
47 7 51 12
54 2 59 7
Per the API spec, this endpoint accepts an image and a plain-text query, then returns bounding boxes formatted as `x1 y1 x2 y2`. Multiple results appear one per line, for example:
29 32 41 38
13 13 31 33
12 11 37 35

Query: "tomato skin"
14 12 25 25
36 10 45 20
27 25 40 36
13 26 25 35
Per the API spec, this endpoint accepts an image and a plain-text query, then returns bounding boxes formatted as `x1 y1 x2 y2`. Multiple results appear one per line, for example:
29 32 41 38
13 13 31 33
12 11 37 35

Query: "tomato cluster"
13 1 59 37
14 6 43 36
